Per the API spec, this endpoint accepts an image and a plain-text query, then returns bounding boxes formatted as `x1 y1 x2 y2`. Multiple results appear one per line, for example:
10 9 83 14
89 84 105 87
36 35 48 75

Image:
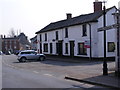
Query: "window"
45 33 47 41
82 24 87 36
65 28 68 38
108 42 115 52
56 31 58 40
78 43 87 55
40 34 42 41
65 43 68 54
44 43 48 52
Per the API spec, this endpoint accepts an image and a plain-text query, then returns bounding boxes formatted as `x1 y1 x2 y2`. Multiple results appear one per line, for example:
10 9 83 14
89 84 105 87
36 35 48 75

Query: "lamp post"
112 11 120 76
103 1 108 75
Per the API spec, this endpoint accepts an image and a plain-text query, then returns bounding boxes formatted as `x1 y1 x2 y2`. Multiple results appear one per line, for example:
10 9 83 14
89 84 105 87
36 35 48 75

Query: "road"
2 55 112 88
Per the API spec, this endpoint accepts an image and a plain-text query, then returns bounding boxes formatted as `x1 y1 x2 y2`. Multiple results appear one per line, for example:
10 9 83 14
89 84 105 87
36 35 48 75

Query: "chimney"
94 0 102 12
66 13 72 19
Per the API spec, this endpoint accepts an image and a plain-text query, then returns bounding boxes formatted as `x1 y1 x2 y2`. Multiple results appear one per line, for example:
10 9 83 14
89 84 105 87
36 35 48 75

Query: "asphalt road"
2 55 111 88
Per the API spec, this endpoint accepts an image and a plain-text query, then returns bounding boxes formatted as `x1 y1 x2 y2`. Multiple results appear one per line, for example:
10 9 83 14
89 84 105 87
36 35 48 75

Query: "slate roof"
36 6 116 34
30 35 37 40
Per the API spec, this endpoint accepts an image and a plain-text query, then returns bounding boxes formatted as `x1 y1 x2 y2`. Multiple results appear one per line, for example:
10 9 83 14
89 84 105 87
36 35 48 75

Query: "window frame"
65 28 68 38
45 33 47 41
108 42 115 52
82 24 87 36
40 34 42 41
78 43 87 55
65 43 68 54
56 31 58 40
43 43 48 52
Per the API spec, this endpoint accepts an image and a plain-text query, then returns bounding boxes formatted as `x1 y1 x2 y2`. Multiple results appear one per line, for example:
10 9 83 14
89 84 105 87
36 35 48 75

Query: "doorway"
69 41 75 57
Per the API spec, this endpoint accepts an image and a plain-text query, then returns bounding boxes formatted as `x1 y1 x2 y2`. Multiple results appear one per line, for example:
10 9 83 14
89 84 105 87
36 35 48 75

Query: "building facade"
30 36 37 50
36 1 117 58
1 33 31 54
2 37 20 54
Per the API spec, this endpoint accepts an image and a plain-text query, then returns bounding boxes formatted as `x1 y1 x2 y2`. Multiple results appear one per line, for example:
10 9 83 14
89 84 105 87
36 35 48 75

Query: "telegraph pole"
103 1 108 75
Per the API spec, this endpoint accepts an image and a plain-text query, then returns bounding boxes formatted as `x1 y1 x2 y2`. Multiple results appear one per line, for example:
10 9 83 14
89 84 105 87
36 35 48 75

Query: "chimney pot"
66 13 72 19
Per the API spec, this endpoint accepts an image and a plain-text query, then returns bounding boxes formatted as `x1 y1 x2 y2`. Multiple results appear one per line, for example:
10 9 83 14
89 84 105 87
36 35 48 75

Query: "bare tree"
8 28 16 37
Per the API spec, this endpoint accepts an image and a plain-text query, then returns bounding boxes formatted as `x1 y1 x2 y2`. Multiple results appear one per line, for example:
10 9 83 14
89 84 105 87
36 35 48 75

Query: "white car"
17 50 46 62
0 51 3 55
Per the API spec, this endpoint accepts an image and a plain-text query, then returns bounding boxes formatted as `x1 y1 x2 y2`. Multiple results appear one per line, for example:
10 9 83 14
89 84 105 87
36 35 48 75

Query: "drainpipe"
88 23 92 60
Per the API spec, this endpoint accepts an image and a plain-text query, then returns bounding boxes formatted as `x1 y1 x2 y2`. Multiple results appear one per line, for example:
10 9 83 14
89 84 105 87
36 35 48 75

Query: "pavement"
47 55 120 89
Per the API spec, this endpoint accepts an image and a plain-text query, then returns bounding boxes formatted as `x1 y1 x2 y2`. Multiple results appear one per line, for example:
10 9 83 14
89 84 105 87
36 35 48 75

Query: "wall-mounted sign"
84 40 90 48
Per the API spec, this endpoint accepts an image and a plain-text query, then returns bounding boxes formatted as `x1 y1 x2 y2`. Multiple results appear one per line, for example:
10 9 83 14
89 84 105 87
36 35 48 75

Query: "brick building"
2 36 20 54
1 33 31 54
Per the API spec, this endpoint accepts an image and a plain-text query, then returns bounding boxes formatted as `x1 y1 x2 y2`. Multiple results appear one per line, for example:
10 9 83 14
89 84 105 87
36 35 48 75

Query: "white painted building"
36 1 117 58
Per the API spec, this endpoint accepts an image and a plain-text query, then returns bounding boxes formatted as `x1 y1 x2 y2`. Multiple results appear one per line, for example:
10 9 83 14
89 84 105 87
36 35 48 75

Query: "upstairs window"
45 33 47 41
40 34 42 41
65 28 68 38
82 24 87 36
56 31 58 40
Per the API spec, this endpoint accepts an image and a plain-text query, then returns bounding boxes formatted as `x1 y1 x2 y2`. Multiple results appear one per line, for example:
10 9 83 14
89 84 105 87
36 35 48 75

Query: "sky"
0 0 120 40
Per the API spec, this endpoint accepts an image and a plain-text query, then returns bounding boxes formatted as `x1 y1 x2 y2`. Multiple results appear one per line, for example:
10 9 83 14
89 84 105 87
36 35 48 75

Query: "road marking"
33 71 39 74
44 74 53 77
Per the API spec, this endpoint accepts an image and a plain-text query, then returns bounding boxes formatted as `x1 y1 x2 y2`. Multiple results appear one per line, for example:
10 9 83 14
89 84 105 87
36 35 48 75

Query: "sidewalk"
47 55 120 88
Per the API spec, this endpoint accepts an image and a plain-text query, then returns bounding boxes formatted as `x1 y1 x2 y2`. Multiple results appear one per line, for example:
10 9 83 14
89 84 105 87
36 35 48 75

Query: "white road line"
44 74 53 77
33 71 39 74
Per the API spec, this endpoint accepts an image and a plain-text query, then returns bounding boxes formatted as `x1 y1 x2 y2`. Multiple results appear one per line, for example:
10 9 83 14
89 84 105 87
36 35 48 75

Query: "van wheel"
20 57 26 62
39 56 45 61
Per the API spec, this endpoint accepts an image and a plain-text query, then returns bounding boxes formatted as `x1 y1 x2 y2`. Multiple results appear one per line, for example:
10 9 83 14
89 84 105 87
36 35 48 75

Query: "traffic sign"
97 24 119 32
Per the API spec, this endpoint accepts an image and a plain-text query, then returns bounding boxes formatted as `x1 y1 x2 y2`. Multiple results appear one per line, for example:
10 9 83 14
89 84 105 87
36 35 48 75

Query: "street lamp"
103 1 108 75
112 11 120 76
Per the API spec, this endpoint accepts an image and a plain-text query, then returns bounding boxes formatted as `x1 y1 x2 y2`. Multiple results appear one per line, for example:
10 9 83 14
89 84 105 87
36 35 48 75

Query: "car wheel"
20 57 27 62
39 56 45 61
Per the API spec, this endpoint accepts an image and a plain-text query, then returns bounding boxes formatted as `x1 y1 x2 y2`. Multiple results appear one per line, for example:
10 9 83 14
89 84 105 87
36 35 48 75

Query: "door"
58 41 63 56
69 41 75 57
50 43 52 54
56 41 63 56
40 43 42 53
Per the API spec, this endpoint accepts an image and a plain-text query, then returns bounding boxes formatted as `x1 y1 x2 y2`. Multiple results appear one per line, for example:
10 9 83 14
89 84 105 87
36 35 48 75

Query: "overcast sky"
0 0 120 39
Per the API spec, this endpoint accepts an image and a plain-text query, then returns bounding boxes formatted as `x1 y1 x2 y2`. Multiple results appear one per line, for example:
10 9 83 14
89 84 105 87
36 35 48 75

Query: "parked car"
5 51 11 55
0 51 3 55
17 50 46 62
14 50 20 55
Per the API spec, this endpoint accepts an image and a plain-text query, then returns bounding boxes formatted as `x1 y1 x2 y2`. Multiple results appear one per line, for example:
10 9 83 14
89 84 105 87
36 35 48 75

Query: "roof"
2 37 18 40
36 6 116 34
30 35 37 40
